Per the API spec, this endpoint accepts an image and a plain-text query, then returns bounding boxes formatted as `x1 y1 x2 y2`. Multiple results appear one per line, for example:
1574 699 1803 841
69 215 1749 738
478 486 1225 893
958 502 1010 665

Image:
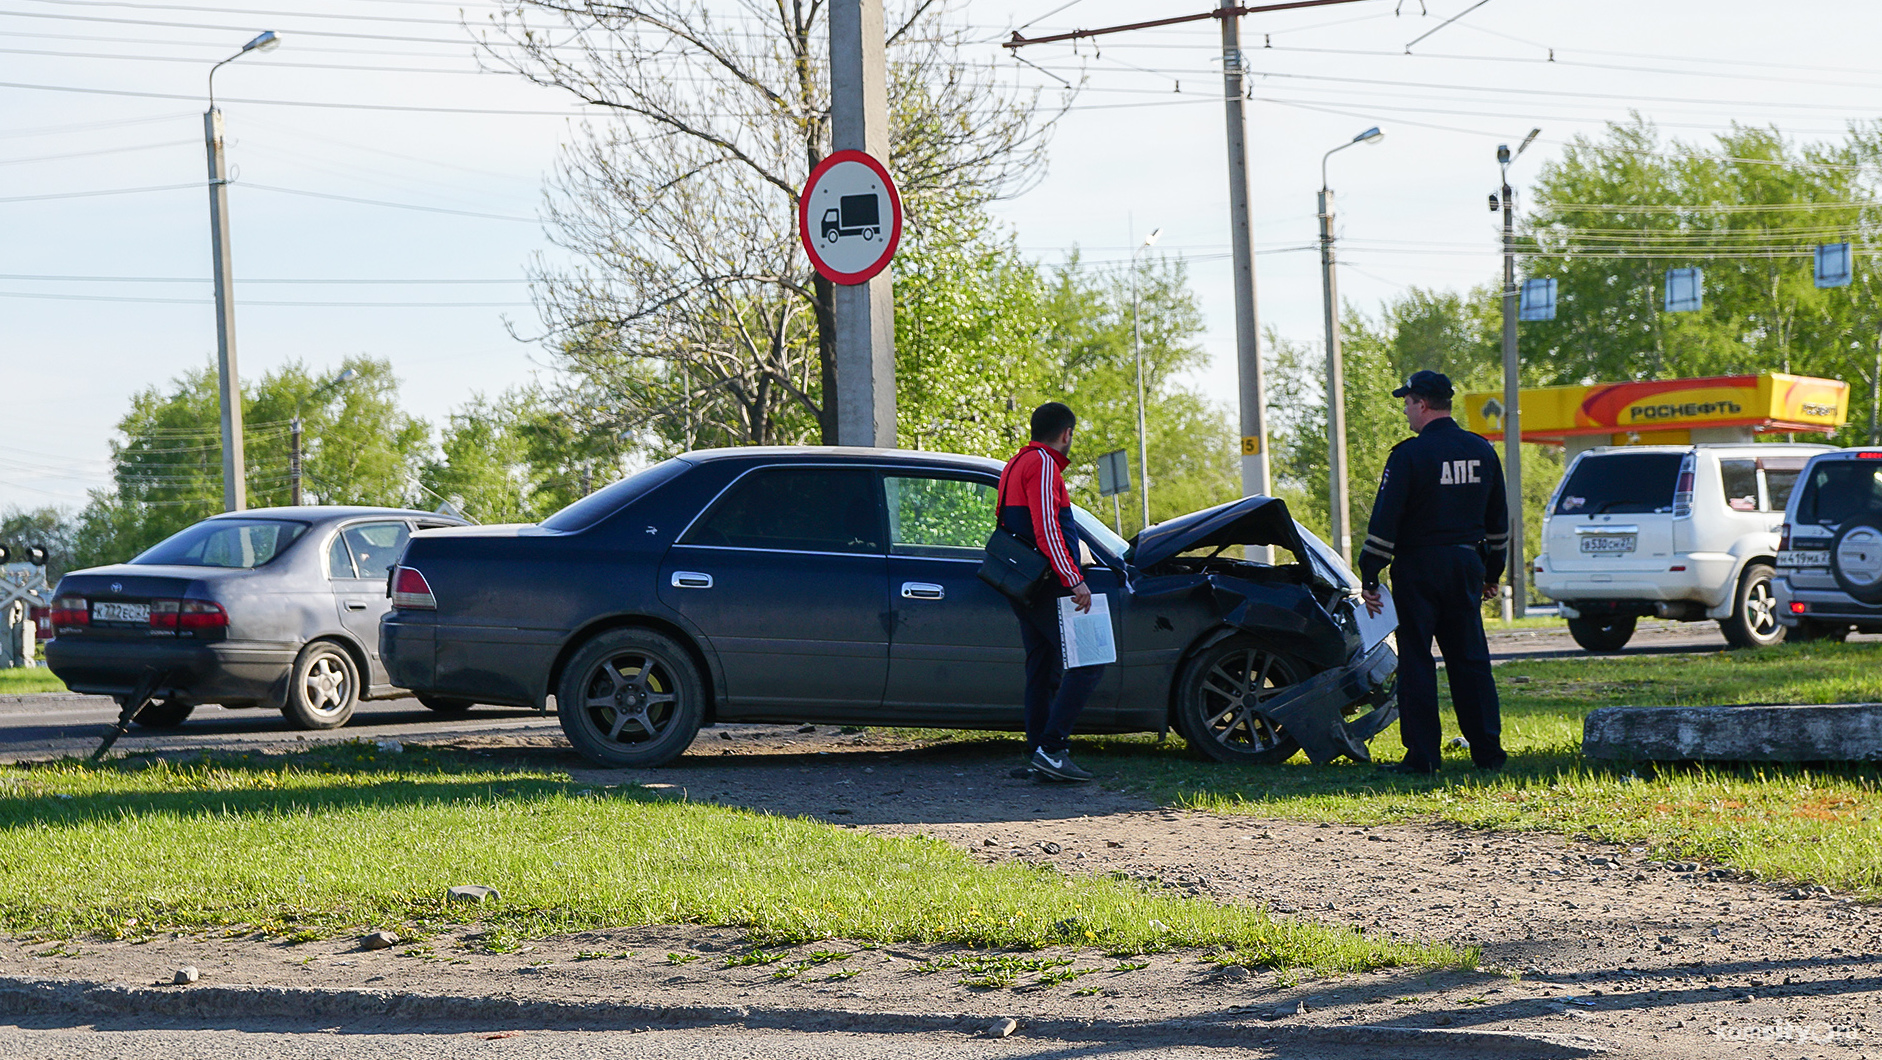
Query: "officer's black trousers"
1391 545 1504 770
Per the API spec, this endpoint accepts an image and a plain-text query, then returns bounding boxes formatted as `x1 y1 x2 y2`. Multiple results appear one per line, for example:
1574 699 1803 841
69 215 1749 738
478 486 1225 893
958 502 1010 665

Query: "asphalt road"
0 693 563 764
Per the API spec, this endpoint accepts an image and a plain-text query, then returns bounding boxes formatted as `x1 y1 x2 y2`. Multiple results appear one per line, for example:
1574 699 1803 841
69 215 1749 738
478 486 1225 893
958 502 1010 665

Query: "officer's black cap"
1392 370 1454 401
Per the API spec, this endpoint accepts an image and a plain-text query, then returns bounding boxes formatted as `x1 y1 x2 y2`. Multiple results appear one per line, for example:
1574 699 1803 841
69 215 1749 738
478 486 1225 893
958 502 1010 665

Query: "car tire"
416 694 475 713
130 699 194 729
1567 615 1636 652
283 641 360 730
1830 523 1882 604
1784 619 1850 644
1720 563 1783 649
1172 634 1312 765
556 628 704 768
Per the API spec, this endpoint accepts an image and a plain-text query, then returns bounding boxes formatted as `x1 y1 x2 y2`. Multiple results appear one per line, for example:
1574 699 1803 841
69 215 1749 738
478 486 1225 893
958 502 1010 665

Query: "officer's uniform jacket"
1358 416 1510 589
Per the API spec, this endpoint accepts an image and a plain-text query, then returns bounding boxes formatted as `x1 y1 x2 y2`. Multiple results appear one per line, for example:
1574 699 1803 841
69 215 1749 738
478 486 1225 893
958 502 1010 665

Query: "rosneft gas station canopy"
1460 372 1849 452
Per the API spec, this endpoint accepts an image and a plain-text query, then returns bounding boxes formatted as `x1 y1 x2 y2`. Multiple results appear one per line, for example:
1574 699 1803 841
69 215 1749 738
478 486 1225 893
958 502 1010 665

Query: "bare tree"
477 0 1066 447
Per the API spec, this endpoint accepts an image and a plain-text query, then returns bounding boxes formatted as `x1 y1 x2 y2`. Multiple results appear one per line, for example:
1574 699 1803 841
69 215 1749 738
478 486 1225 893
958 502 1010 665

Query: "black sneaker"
1376 760 1439 776
1030 747 1093 782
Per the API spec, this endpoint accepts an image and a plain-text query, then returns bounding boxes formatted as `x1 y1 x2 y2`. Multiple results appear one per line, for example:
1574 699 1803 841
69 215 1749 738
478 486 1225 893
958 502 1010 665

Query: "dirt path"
7 727 1880 1057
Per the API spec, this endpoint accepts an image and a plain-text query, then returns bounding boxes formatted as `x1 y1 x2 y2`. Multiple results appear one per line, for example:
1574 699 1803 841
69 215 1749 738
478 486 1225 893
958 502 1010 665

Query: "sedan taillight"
149 599 228 634
391 566 436 610
50 596 88 627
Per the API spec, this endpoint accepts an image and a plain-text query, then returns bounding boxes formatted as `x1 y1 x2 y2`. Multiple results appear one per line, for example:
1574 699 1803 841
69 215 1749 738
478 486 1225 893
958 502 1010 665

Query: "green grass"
0 742 1467 973
0 668 67 695
1073 642 1882 897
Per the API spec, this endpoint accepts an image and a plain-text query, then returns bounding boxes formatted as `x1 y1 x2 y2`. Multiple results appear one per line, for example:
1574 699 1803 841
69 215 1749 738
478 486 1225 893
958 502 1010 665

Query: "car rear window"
1796 460 1882 526
133 518 308 568
1553 452 1683 516
540 457 690 532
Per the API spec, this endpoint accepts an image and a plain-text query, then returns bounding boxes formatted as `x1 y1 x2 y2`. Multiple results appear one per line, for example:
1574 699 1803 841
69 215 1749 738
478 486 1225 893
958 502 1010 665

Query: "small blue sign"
1816 242 1852 288
1518 277 1557 321
1665 267 1703 313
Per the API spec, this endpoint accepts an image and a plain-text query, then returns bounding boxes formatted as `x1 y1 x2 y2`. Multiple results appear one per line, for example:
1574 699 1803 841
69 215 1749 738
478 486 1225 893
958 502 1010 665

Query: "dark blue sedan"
382 448 1398 768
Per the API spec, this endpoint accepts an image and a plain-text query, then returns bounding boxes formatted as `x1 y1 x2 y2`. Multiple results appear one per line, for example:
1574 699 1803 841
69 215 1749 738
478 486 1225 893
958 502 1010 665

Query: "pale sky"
4 0 1878 510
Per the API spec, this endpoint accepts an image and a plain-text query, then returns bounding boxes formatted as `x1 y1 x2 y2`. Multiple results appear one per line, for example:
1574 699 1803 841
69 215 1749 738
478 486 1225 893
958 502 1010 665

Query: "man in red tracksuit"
997 402 1103 783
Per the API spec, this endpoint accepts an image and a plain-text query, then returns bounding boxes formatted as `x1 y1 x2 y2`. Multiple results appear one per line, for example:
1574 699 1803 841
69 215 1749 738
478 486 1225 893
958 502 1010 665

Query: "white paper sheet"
1058 593 1118 669
1355 585 1398 651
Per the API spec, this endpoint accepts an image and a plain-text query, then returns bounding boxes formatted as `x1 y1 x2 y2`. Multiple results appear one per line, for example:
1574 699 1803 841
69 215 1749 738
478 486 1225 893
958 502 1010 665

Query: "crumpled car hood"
1129 495 1357 592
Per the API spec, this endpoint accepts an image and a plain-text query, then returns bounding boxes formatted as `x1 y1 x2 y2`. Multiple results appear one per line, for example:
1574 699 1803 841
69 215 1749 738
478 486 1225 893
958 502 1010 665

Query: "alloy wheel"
581 651 681 747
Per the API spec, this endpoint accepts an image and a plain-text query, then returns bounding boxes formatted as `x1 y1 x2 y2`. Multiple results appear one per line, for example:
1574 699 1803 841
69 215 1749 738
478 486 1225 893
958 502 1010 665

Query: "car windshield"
1554 452 1683 515
1072 505 1130 561
133 518 308 568
540 457 690 532
1797 460 1882 526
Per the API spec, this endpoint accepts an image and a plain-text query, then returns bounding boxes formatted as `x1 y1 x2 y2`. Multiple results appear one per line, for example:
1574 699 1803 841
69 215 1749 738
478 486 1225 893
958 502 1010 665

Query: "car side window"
682 468 883 554
884 475 996 558
327 535 358 579
341 521 411 580
1719 459 1758 512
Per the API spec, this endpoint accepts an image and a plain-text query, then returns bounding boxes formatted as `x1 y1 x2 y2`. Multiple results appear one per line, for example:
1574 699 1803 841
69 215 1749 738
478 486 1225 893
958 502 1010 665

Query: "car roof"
203 505 464 526
1579 443 1838 455
679 446 1004 473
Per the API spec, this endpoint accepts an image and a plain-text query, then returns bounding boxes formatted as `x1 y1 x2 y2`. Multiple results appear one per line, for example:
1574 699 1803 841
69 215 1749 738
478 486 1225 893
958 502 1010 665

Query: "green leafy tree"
72 358 429 567
423 388 630 524
0 507 77 583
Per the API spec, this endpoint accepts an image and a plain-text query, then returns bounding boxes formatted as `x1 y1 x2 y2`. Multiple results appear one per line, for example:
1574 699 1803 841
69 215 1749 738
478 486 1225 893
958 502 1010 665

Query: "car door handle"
343 601 368 611
671 571 714 589
901 582 945 600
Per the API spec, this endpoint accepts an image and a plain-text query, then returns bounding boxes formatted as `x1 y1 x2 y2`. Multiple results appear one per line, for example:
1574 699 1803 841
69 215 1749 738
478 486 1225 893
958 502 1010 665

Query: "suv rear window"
1554 452 1683 516
1796 460 1882 527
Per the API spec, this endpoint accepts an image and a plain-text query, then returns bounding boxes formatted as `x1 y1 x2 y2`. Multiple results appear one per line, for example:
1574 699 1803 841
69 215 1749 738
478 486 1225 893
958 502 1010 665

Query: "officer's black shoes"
1031 747 1094 783
1473 752 1509 773
1376 759 1439 776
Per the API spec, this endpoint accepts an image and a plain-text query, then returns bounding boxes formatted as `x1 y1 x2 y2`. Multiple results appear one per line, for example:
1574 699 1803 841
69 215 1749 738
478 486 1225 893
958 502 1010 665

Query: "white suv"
1774 449 1882 640
1534 443 1833 652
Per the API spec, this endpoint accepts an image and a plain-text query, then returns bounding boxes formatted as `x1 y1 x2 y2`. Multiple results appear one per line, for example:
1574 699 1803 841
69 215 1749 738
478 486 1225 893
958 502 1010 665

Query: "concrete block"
1583 703 1882 762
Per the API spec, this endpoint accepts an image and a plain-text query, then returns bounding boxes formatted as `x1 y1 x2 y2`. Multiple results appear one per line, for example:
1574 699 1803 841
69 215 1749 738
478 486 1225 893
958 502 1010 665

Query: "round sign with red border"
798 149 903 285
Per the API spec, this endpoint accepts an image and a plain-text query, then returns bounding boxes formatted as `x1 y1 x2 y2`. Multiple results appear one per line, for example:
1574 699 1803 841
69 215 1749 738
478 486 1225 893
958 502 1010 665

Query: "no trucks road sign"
799 149 903 285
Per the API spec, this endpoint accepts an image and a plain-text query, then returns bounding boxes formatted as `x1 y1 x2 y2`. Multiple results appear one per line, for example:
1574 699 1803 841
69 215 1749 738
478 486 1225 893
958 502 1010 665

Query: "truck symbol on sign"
821 194 881 243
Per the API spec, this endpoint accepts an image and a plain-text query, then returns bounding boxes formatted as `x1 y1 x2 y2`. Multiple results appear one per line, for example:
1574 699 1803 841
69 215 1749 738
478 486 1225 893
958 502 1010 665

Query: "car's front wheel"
1567 615 1636 652
1172 634 1311 765
1720 563 1783 649
557 628 704 767
130 699 194 729
283 641 359 730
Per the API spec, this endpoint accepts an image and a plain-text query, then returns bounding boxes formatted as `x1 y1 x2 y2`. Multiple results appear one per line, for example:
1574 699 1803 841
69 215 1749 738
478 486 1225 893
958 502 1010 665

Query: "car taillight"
149 599 227 634
1859 451 1882 460
1779 523 1792 550
1672 451 1696 518
1791 601 1808 614
391 566 436 610
50 596 88 627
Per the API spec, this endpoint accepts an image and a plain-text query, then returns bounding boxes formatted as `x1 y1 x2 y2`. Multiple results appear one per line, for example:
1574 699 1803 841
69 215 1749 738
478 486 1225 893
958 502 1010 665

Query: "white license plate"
1579 535 1637 554
1780 549 1830 568
92 601 150 624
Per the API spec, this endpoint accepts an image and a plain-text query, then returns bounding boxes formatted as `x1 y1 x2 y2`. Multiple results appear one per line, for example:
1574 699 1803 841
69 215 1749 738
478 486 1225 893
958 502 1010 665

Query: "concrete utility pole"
205 30 279 512
1318 126 1383 566
1219 7 1270 500
1131 227 1162 530
1496 128 1539 618
828 0 896 447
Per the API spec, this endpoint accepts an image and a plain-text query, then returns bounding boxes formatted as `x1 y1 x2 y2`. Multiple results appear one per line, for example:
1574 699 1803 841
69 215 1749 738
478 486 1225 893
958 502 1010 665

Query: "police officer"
1359 370 1510 775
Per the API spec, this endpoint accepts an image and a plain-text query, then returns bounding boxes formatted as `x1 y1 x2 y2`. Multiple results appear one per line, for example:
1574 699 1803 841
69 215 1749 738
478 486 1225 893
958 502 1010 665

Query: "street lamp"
290 367 358 506
204 30 281 512
1494 126 1542 617
1131 226 1162 532
1317 125 1383 567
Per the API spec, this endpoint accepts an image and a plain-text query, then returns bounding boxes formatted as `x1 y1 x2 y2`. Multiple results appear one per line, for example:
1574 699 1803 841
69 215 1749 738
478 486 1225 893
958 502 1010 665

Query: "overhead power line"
0 290 533 307
0 77 592 115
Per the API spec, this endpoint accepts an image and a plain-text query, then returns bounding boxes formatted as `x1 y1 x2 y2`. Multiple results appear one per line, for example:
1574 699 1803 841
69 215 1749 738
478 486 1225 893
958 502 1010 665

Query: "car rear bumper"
1773 577 1882 628
44 637 296 705
1259 638 1399 765
1535 553 1734 609
382 614 556 709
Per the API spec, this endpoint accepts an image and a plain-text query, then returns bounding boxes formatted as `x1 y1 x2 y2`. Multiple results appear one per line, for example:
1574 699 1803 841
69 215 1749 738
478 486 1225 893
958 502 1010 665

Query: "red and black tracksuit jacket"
997 442 1084 591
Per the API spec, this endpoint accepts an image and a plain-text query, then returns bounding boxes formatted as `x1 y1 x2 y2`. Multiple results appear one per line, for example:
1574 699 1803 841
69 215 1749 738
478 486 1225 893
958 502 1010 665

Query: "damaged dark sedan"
381 448 1398 768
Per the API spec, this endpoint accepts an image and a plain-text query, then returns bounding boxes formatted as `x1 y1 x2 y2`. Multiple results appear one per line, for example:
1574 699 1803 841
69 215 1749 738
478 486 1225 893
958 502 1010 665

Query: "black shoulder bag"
977 469 1051 605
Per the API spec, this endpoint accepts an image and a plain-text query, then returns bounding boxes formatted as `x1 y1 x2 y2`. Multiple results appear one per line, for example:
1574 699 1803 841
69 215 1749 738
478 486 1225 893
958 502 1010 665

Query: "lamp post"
205 30 280 512
1131 226 1163 532
1317 126 1383 567
1494 126 1542 617
290 367 357 506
